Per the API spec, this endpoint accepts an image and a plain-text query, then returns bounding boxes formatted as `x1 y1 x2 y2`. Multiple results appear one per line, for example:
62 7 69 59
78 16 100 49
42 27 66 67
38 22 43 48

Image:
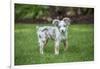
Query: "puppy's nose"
61 30 64 33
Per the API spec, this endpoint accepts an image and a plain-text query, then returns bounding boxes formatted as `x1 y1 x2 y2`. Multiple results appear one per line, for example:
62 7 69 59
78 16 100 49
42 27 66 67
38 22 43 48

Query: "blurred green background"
15 4 94 24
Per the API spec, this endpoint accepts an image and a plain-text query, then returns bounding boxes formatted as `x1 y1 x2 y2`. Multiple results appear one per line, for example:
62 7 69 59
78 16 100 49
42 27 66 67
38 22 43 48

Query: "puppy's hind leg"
44 39 48 48
39 41 44 55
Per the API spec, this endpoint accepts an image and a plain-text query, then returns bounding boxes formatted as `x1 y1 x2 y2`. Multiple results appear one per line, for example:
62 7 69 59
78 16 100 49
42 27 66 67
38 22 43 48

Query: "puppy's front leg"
55 41 60 55
63 40 68 51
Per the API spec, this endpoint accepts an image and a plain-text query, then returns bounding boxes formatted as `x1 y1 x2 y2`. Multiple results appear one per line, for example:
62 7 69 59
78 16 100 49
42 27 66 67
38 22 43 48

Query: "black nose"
61 30 64 33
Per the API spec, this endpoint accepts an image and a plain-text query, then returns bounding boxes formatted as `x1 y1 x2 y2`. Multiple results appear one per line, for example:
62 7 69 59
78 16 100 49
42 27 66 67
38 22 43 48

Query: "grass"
14 23 94 65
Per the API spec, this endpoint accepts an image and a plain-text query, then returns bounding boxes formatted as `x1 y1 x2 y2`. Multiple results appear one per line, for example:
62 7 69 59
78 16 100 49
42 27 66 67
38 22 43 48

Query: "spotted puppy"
36 17 71 55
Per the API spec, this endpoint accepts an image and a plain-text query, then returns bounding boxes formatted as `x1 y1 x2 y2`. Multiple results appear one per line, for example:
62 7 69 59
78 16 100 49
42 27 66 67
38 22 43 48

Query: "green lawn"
15 23 94 65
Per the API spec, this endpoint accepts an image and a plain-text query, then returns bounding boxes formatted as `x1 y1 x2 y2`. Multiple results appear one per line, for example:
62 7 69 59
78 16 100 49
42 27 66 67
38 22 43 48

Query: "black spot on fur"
42 28 48 32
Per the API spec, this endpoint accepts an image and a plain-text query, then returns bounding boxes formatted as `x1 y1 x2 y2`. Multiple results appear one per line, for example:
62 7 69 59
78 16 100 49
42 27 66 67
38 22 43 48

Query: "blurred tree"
15 4 94 24
15 4 49 20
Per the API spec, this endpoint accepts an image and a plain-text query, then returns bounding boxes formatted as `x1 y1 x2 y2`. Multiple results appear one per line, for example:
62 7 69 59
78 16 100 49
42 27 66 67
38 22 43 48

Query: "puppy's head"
52 17 71 33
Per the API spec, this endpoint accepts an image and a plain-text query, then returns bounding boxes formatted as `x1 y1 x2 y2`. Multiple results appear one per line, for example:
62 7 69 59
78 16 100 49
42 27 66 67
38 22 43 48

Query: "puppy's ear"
52 19 60 26
63 17 71 25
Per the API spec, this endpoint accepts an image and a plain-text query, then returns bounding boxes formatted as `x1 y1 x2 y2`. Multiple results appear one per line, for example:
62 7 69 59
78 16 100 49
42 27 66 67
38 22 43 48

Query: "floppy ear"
52 19 60 26
63 17 71 25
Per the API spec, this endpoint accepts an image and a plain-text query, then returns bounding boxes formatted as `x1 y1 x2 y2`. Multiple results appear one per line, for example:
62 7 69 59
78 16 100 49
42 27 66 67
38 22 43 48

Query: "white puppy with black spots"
36 17 71 55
